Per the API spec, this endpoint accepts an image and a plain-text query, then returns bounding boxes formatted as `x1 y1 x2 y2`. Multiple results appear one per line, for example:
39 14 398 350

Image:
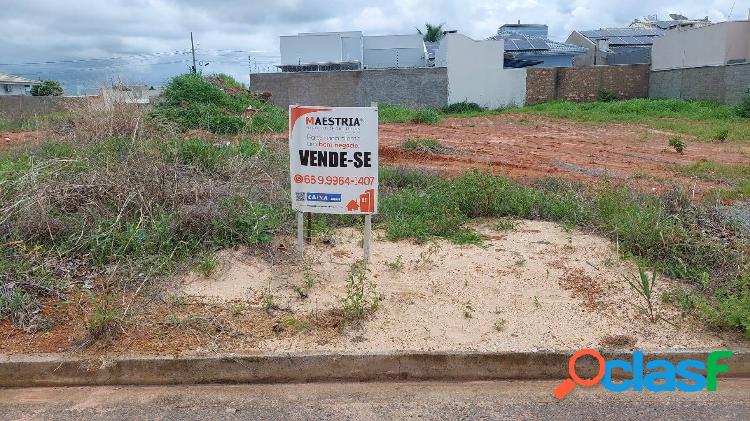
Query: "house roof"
489 32 587 54
0 72 40 85
578 28 665 46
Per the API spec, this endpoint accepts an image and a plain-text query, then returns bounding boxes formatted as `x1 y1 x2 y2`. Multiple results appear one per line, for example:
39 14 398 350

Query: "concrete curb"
1 350 748 388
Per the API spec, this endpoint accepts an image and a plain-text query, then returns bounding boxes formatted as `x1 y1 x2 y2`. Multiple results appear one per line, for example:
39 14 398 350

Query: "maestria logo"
305 116 362 127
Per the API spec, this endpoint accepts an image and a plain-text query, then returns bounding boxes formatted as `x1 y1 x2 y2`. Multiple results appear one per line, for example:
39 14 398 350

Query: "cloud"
0 0 737 92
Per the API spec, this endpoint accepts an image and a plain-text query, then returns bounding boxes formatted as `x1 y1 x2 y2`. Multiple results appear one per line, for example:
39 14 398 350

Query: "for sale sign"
289 106 378 214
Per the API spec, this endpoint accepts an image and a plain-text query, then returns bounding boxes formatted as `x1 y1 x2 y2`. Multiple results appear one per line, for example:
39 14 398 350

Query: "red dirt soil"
379 113 750 194
0 130 44 151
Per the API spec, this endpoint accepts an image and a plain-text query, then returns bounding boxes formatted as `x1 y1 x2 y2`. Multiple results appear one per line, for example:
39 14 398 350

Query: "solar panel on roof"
514 38 533 50
529 38 549 49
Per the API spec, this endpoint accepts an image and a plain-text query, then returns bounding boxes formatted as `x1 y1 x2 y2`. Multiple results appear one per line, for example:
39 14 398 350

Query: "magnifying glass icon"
553 349 606 400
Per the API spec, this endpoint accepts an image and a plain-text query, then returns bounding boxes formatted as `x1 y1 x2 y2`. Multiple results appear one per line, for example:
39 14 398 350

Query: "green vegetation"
31 80 63 96
341 260 381 324
627 266 658 323
442 101 483 114
596 90 618 102
152 73 286 134
668 135 685 153
417 22 445 43
378 104 441 124
519 99 750 141
378 169 749 337
737 95 750 118
0 132 290 332
676 160 750 201
402 137 443 153
2 79 749 341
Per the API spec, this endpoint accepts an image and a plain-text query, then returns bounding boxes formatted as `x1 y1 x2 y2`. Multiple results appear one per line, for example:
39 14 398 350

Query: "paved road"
1 380 748 420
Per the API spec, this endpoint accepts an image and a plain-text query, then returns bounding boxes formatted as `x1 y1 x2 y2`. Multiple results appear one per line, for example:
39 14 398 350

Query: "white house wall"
280 33 345 65
442 34 527 108
363 35 426 68
651 21 750 70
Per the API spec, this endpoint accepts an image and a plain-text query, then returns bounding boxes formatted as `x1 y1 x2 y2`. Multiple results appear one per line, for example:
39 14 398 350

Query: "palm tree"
417 22 445 42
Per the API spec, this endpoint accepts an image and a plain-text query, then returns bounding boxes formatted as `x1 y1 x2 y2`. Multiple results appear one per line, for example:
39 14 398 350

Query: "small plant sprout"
463 302 475 319
283 317 310 334
341 260 382 324
494 318 507 332
627 266 658 323
668 136 685 154
494 218 519 231
414 242 441 269
262 281 276 313
197 253 219 277
385 255 405 272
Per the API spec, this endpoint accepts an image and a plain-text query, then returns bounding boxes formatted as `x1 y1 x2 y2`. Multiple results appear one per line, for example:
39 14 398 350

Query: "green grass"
677 160 750 182
152 73 286 134
676 160 750 201
0 116 25 131
0 113 70 132
381 99 750 141
378 104 441 124
518 99 750 141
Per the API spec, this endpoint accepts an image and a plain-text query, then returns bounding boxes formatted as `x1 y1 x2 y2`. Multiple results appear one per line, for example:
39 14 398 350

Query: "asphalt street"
1 379 748 420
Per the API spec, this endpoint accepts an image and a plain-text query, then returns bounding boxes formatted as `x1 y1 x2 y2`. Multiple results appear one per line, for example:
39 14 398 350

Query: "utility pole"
190 32 197 73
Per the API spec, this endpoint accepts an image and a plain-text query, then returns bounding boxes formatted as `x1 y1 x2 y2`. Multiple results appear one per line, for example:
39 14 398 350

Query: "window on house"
3 84 12 93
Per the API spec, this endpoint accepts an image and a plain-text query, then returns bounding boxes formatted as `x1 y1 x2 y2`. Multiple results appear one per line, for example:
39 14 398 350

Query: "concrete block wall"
649 63 750 105
250 67 448 109
726 63 750 104
525 64 650 105
0 96 95 118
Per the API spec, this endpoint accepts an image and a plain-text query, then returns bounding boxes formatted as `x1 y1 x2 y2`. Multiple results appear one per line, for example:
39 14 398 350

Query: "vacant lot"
1 80 748 357
380 113 750 197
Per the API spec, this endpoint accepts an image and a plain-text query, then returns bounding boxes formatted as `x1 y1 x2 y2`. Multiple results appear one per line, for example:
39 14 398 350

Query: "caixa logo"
553 349 733 399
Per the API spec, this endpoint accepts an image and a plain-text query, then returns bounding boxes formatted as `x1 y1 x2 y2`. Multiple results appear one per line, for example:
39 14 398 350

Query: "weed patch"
519 99 750 141
402 137 445 153
152 73 286 134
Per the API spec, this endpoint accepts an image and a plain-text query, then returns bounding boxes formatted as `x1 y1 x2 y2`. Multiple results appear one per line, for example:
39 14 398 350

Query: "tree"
417 22 445 42
31 80 63 96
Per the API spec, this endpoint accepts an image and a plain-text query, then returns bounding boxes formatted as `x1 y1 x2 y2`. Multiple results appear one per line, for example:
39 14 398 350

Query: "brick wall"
250 67 448 108
650 63 750 105
525 64 650 105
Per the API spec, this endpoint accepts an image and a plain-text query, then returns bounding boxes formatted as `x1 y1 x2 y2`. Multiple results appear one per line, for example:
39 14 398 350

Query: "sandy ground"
180 220 746 353
379 114 750 195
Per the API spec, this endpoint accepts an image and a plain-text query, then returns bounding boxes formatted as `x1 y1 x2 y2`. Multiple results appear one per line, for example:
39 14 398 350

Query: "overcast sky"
0 0 744 91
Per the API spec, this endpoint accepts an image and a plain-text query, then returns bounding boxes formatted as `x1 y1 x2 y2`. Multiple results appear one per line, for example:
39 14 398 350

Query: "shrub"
31 80 63 96
737 95 750 118
402 137 443 153
443 101 483 113
596 90 618 102
411 109 441 124
668 136 685 153
712 127 729 141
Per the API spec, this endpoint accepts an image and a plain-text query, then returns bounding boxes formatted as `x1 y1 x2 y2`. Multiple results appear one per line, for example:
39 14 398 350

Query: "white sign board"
289 106 378 214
